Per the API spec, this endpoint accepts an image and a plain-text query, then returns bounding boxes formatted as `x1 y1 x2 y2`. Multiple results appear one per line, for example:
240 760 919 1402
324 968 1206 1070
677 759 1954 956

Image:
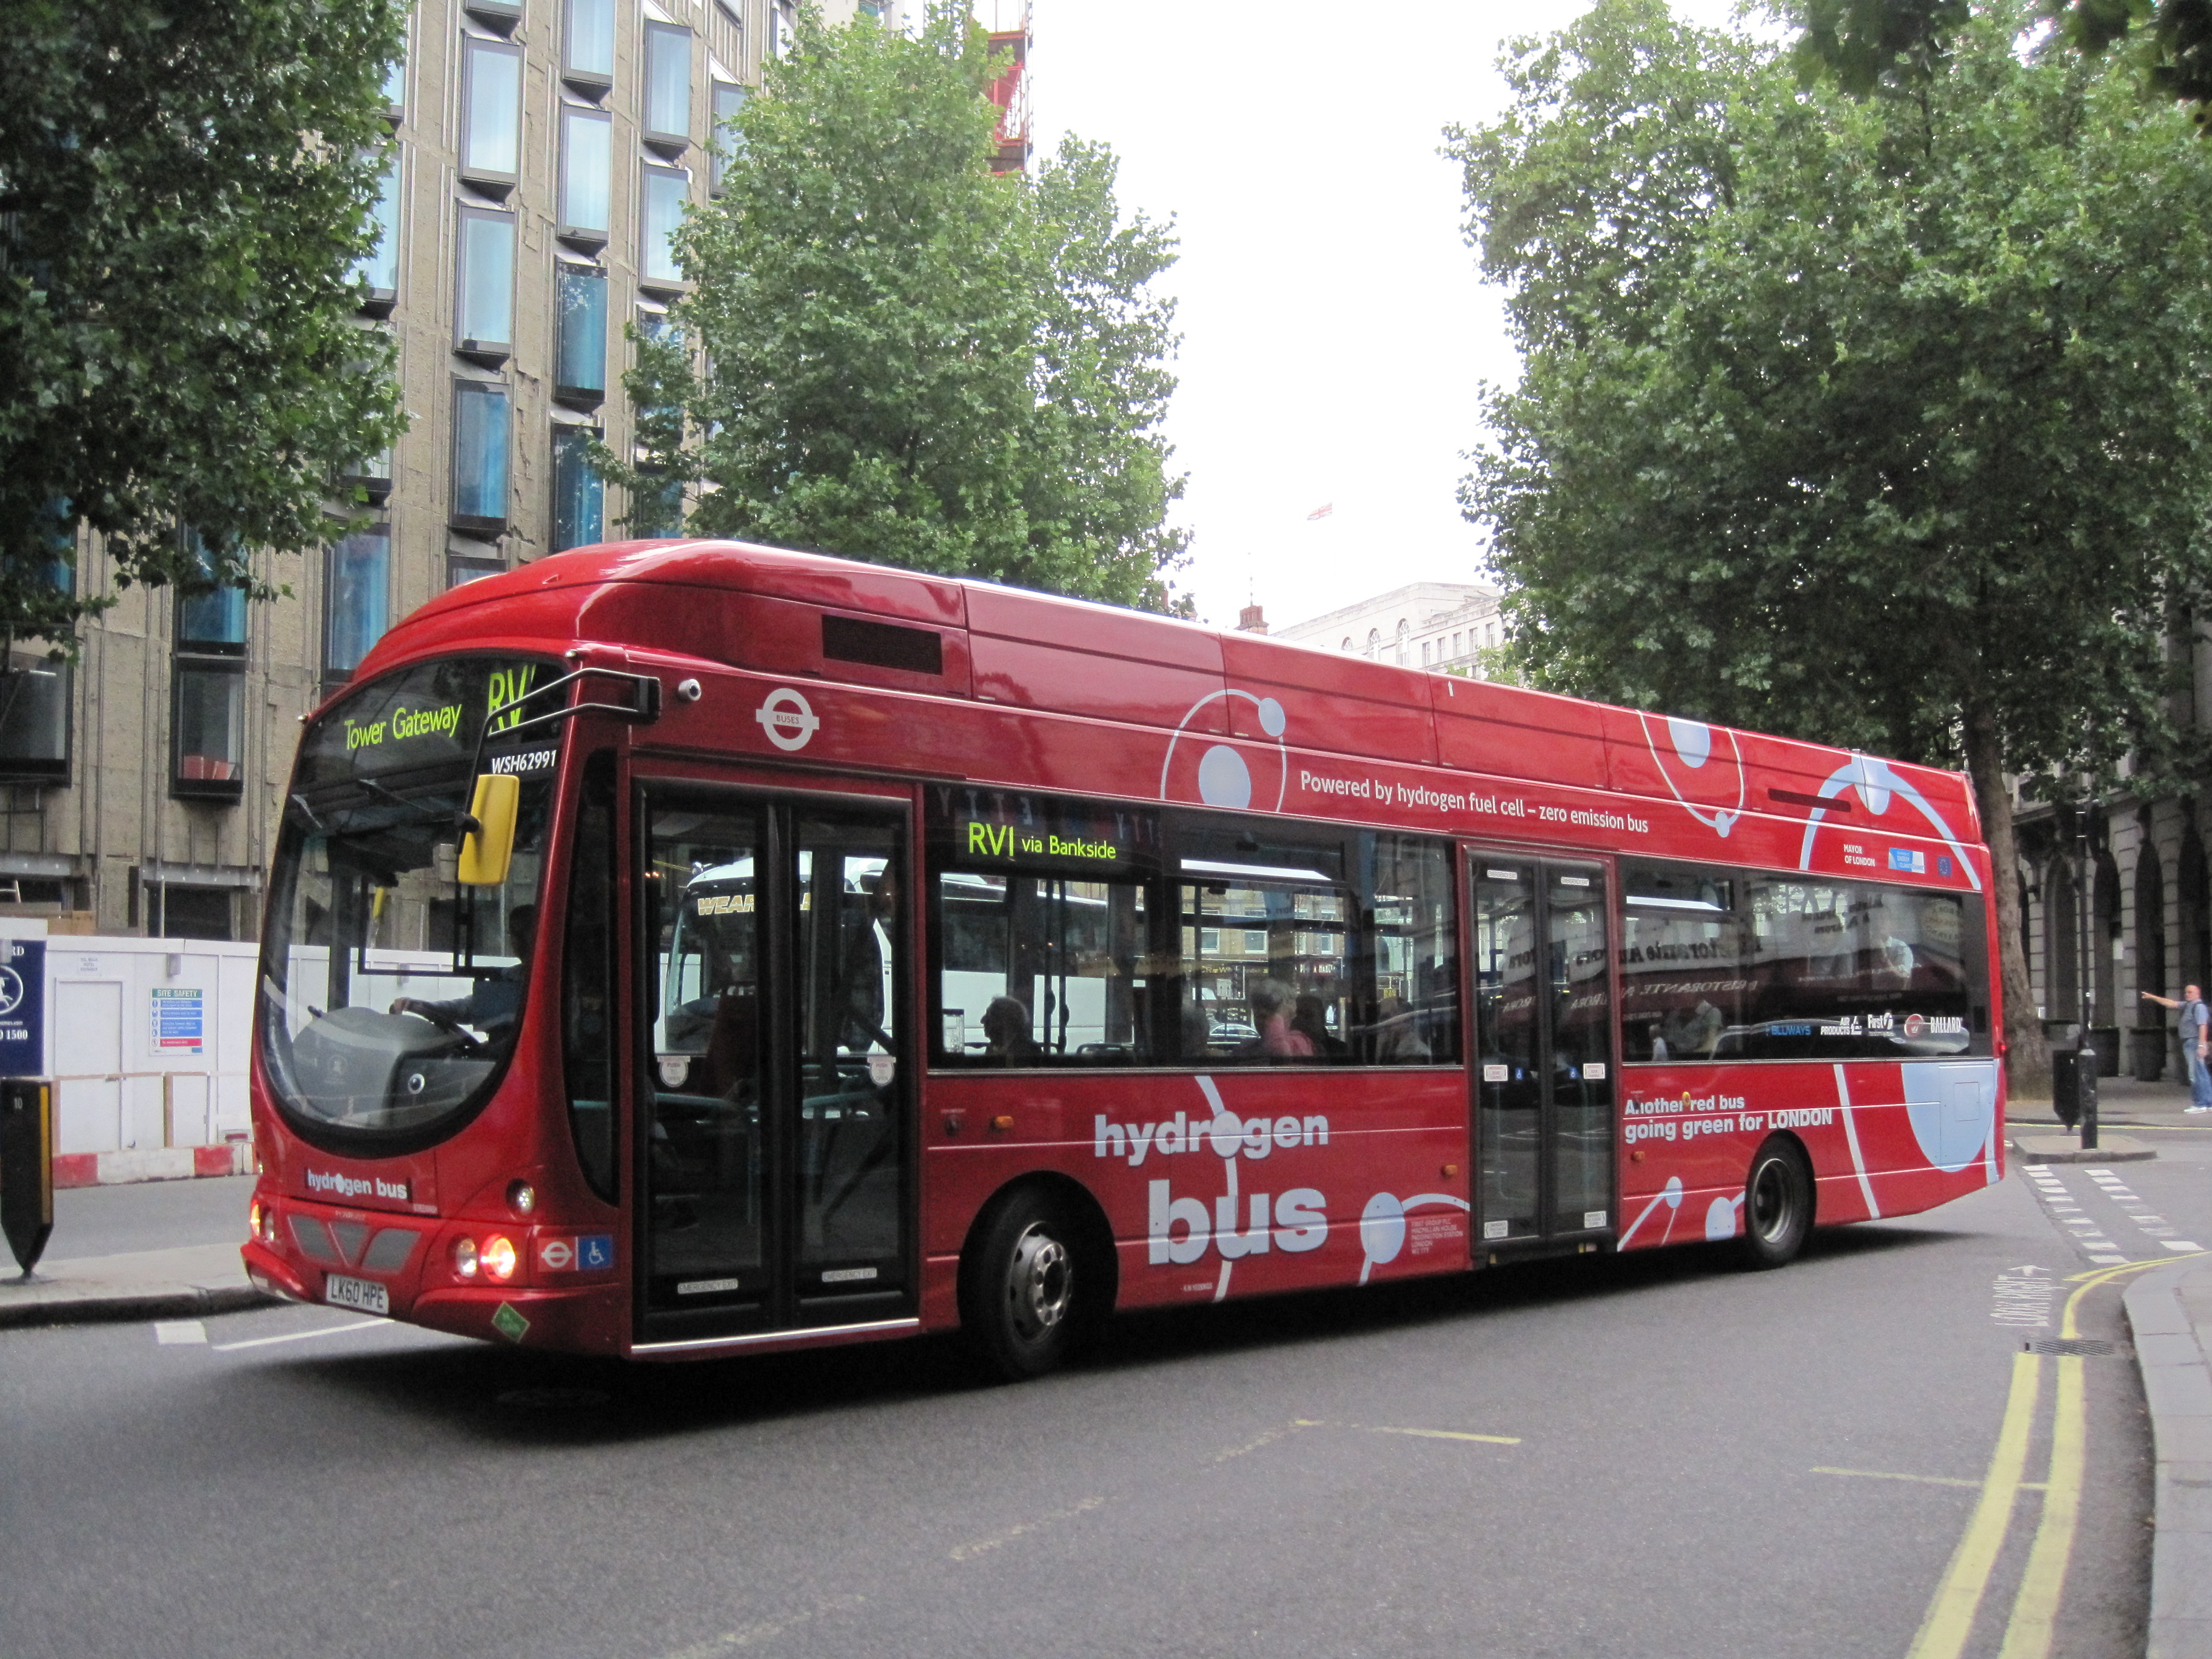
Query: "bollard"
0 1076 54 1277
2078 1047 2099 1151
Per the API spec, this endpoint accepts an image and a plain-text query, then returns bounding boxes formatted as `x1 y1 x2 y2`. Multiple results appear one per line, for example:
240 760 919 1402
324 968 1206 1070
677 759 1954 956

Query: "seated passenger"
980 996 1042 1066
1245 979 1315 1059
1292 991 1347 1057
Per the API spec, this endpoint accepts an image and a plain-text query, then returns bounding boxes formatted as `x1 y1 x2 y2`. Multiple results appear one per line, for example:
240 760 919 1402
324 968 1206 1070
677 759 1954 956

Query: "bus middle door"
1469 855 1616 1256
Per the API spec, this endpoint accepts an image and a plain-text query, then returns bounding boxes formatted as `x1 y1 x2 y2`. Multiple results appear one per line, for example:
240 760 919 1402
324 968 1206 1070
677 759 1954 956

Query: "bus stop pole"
1 1077 55 1279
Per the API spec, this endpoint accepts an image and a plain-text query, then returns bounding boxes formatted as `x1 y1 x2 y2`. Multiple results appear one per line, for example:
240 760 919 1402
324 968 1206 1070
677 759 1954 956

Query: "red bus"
241 540 2004 1376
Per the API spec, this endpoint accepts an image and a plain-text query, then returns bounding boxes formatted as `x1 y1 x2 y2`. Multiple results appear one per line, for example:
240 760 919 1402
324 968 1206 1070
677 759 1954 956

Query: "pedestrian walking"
2142 985 2212 1111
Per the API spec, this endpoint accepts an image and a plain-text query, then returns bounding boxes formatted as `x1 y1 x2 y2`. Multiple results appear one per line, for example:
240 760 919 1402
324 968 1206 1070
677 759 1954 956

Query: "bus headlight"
481 1235 517 1281
506 1180 537 1217
249 1201 261 1242
454 1237 480 1279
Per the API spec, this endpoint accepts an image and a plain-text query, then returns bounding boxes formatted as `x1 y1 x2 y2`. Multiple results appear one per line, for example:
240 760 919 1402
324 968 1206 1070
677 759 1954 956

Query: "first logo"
755 687 820 752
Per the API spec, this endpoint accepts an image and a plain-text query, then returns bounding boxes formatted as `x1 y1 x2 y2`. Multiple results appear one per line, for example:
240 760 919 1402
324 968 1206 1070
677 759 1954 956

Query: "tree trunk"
1963 703 2048 1098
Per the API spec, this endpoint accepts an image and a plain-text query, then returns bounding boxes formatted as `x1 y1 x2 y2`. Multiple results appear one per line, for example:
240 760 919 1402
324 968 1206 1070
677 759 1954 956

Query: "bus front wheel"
1742 1138 1813 1270
961 1188 1091 1381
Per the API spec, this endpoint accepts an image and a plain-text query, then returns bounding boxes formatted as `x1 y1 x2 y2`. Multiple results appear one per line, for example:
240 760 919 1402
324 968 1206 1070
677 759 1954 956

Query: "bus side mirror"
458 774 521 886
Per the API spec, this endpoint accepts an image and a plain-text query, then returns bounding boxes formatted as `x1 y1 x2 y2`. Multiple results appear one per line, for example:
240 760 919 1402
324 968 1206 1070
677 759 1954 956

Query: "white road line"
153 1320 206 1345
213 1317 389 1352
2162 1241 2204 1253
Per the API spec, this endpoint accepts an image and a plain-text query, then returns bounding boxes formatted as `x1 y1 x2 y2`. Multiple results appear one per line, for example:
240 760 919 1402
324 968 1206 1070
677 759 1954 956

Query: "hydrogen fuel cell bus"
241 540 2005 1375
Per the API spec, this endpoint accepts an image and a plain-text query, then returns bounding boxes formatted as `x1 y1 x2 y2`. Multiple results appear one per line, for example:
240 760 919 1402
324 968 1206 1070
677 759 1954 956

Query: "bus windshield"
259 657 560 1147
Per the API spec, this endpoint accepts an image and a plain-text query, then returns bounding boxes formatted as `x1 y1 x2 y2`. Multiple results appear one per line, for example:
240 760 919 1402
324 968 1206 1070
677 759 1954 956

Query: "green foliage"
1795 0 2212 112
0 0 407 652
603 2 1189 613
1453 0 2212 1078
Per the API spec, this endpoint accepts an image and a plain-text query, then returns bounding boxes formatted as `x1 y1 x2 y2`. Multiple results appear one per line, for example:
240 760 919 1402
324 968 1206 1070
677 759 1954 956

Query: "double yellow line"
1906 1258 2171 1659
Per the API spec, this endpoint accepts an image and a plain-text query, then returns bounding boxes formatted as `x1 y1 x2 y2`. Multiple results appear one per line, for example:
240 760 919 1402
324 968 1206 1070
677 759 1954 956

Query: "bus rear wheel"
961 1189 1092 1381
1742 1138 1813 1270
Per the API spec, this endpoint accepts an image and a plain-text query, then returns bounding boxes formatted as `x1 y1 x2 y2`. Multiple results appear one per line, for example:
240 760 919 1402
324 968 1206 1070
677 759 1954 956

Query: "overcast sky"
1030 0 1752 632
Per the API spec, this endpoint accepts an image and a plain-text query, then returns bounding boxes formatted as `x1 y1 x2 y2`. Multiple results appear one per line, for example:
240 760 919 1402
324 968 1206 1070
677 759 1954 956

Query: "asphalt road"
9 1141 2211 1659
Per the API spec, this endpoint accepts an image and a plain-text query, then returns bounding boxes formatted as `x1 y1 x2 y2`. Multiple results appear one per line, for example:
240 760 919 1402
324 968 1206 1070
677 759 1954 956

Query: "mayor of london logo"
754 687 820 752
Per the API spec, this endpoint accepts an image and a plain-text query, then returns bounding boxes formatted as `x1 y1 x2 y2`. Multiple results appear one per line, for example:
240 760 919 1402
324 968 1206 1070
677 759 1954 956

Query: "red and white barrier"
52 1142 255 1188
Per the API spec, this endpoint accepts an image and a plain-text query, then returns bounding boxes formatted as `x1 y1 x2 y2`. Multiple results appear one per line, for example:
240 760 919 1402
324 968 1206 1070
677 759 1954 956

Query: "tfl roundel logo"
754 687 820 752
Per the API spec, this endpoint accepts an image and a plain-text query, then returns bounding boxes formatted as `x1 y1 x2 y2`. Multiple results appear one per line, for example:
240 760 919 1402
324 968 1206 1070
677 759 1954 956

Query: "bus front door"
1469 856 1616 1255
637 790 913 1346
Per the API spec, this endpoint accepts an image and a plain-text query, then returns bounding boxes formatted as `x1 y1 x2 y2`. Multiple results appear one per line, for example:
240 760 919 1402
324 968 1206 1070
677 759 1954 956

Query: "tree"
1796 0 2212 113
1451 0 2212 1088
607 3 1190 613
0 0 406 652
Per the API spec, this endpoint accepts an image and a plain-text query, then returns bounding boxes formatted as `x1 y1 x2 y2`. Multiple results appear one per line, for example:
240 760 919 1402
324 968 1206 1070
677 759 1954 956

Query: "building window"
553 427 605 551
451 380 512 534
324 525 390 683
630 474 683 537
355 147 401 312
342 443 393 504
558 107 613 243
463 0 523 30
455 205 515 357
563 0 615 89
640 164 688 290
147 883 235 941
176 537 247 657
460 38 523 190
448 554 505 588
383 27 408 121
172 662 244 799
0 656 70 784
710 82 747 194
643 22 693 150
556 267 609 403
1421 641 1431 666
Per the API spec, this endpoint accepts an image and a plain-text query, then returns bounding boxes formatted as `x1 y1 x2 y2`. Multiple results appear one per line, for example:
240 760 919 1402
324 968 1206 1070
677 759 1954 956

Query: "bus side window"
936 870 1149 1064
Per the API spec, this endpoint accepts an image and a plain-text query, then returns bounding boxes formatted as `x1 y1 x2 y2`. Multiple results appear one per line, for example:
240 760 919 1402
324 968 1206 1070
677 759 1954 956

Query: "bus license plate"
324 1273 389 1316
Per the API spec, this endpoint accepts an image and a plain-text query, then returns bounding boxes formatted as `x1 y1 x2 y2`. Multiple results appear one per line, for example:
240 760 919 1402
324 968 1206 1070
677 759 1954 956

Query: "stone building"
0 0 903 941
1273 581 1506 676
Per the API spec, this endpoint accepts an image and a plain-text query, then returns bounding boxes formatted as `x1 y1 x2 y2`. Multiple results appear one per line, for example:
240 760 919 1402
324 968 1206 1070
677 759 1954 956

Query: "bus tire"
1741 1137 1814 1270
960 1187 1092 1382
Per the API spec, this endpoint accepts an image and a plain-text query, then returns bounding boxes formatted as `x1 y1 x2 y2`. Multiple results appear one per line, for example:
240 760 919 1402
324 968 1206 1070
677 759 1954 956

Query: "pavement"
0 1172 269 1329
13 1088 2212 1651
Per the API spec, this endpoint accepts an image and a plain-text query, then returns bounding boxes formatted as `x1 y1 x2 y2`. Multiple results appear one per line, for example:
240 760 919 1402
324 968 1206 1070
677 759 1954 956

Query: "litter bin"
2053 1047 2084 1130
2134 1026 2168 1082
2090 1027 2120 1078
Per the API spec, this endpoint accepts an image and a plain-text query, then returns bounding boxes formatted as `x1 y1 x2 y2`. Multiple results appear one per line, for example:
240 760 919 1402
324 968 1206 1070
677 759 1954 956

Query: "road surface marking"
657 1597 866 1658
1812 1467 2043 1491
213 1317 388 1352
1905 1350 2039 1659
948 1496 1103 1561
153 1321 206 1345
1996 1356 2085 1659
1366 1425 1522 1446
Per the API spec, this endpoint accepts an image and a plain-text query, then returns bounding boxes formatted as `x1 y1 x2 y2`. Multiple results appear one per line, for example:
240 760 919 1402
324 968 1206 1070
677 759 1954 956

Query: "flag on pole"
1306 503 1333 520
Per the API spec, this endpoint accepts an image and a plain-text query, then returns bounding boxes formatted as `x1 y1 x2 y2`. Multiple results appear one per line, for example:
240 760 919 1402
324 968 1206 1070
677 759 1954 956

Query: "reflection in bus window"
938 871 1149 1062
1618 859 1986 1061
